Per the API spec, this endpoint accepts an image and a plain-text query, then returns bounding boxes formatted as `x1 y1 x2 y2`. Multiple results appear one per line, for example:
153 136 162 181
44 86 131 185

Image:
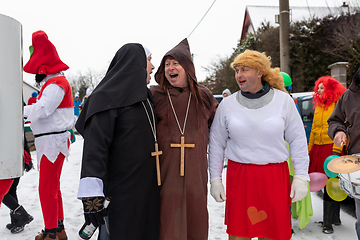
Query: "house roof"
241 5 351 40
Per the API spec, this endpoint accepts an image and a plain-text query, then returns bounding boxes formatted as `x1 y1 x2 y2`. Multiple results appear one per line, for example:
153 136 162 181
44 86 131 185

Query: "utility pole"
279 0 291 74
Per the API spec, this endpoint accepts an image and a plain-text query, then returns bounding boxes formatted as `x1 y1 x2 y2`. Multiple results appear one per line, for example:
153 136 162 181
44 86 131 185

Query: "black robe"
76 44 159 240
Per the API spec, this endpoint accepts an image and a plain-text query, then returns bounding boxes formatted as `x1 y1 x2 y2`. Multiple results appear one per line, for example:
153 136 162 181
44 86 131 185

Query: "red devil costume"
23 30 74 240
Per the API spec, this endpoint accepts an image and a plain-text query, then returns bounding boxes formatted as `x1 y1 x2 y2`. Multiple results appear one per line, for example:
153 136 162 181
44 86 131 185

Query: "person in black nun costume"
76 43 160 240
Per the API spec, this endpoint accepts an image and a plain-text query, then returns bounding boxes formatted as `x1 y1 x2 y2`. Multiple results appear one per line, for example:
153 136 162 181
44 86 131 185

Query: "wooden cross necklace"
167 89 195 176
142 99 162 186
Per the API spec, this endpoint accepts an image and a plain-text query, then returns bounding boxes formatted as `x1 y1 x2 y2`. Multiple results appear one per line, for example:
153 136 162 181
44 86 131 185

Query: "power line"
324 0 330 9
187 0 217 39
305 0 311 16
324 0 332 14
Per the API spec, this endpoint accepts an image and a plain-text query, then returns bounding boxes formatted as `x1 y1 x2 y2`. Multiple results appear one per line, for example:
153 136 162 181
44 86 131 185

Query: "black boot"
6 211 17 230
323 201 334 234
35 229 57 240
57 220 68 240
10 205 34 233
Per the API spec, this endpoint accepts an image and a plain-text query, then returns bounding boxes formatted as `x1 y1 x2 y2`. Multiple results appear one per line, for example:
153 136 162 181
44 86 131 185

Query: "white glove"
290 175 308 203
210 179 226 202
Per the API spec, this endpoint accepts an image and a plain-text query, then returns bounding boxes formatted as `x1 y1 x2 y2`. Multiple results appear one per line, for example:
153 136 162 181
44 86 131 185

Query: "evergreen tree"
201 10 360 92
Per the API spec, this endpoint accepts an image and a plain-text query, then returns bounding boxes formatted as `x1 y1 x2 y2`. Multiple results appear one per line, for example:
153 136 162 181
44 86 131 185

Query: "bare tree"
321 11 360 82
202 55 239 94
68 68 105 99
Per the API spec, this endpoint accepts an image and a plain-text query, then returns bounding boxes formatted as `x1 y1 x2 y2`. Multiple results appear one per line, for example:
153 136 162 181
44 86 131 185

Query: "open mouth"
170 74 178 79
239 80 246 84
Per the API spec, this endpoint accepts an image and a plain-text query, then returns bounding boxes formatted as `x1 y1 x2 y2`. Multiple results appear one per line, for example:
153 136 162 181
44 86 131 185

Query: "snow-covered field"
0 136 357 239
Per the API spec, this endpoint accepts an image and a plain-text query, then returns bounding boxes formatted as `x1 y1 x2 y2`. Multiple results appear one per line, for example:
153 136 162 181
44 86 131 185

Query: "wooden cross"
151 142 162 186
170 136 195 176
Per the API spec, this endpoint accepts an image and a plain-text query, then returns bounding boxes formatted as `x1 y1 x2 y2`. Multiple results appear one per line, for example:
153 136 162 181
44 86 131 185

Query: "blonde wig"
231 50 285 91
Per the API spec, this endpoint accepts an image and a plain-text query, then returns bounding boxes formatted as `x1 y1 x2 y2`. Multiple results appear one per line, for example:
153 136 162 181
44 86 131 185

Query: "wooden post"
279 0 291 74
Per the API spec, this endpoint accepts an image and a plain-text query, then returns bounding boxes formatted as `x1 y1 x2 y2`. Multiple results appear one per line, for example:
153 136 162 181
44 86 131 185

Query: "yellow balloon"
326 178 347 201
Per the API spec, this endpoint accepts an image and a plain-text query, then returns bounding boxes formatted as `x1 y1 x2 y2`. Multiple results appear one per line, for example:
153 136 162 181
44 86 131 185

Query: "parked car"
291 92 314 143
213 94 223 103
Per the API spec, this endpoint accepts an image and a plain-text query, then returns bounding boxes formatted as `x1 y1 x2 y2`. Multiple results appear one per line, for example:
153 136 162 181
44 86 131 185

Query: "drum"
339 171 360 199
339 154 360 199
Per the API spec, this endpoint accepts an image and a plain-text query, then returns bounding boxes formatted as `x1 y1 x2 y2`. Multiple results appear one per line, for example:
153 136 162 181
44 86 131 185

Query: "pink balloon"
309 172 328 192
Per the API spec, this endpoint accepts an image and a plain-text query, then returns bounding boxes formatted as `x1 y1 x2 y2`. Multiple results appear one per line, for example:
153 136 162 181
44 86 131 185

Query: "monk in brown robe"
150 38 218 240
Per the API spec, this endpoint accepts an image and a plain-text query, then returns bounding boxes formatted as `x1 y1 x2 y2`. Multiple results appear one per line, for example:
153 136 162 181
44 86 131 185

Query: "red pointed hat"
23 30 69 74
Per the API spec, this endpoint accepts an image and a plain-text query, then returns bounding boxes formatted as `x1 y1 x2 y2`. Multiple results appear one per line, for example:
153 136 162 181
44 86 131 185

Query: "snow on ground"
0 136 358 239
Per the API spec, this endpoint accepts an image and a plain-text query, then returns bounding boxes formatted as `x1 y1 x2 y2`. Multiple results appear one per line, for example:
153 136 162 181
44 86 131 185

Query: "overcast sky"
1 0 347 86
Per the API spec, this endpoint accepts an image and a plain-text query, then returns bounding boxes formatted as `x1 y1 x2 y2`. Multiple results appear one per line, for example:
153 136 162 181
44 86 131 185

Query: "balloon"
309 172 328 192
326 178 347 201
324 155 339 178
281 72 292 87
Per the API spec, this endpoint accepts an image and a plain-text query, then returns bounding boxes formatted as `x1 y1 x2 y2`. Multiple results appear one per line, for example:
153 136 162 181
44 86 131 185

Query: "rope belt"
34 130 67 138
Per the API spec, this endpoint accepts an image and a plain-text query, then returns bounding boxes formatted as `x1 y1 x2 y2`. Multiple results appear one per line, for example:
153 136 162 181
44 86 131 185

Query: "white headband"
142 45 152 57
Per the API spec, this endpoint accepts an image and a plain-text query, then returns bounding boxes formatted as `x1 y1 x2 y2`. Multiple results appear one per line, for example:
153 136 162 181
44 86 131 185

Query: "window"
300 99 314 123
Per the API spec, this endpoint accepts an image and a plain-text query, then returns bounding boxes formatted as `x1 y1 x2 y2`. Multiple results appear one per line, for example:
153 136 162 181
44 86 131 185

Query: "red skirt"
308 144 343 174
0 179 14 206
225 160 291 240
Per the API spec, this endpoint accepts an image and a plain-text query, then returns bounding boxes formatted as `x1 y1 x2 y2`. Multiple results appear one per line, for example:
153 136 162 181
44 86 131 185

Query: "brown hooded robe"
150 39 218 240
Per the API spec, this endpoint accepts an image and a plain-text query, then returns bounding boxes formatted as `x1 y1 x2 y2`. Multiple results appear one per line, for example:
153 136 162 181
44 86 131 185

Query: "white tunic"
209 89 309 182
23 74 74 169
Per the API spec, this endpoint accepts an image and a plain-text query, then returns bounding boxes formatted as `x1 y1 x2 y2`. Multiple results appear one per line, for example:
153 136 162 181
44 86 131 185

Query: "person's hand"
210 179 226 202
82 197 108 227
334 131 347 147
290 175 308 203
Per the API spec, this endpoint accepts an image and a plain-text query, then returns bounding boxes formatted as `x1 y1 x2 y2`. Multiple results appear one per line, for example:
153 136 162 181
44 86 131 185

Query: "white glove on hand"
290 175 308 203
210 179 226 202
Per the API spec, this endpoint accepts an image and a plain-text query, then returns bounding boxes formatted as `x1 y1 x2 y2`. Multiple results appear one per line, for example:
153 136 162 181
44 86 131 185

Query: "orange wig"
312 76 346 110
